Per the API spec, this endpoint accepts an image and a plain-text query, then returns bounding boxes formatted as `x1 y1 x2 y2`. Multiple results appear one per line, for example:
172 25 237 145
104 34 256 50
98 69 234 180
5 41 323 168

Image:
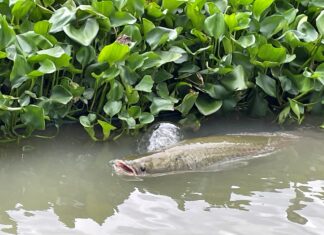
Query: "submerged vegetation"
0 0 324 141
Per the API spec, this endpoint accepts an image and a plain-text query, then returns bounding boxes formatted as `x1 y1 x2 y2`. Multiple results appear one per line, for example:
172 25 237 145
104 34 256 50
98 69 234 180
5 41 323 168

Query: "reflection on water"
0 116 323 235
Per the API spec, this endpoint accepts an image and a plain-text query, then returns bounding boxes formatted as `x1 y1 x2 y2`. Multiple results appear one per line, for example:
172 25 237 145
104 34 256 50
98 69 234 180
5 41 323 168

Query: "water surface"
0 116 323 235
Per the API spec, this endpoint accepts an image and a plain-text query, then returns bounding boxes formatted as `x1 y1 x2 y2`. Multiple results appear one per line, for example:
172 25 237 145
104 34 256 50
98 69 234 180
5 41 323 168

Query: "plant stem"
39 76 44 97
299 36 323 71
96 82 109 114
90 83 98 112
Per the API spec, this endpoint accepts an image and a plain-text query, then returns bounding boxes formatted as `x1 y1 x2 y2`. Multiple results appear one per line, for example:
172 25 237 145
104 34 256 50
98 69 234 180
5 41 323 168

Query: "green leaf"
224 12 251 32
260 15 287 38
126 0 145 17
49 6 76 33
195 95 222 116
257 44 286 63
98 42 130 66
142 18 155 36
28 46 71 68
248 90 269 117
42 0 55 7
191 29 209 43
156 82 169 98
97 120 116 140
310 0 324 8
150 97 174 115
255 73 277 97
50 85 73 104
288 98 304 121
203 13 226 38
162 0 187 12
145 27 179 50
297 20 318 42
92 0 114 17
10 55 32 82
110 11 136 27
141 50 182 70
17 31 53 53
11 0 35 20
127 52 146 71
79 114 97 141
139 112 154 124
21 105 45 131
278 106 290 124
107 81 124 101
63 18 99 46
146 2 166 19
235 34 255 48
203 83 229 99
186 1 205 30
221 65 248 91
176 92 198 116
38 59 56 74
34 20 51 35
125 86 139 104
128 106 141 118
121 25 142 45
252 0 274 20
0 15 16 50
92 66 120 86
0 51 6 59
113 0 128 11
316 10 324 35
135 75 154 92
104 100 122 117
118 111 136 129
76 46 96 68
80 113 96 127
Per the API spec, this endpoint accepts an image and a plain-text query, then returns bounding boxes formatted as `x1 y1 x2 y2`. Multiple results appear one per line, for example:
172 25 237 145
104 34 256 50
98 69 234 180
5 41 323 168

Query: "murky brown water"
0 115 323 235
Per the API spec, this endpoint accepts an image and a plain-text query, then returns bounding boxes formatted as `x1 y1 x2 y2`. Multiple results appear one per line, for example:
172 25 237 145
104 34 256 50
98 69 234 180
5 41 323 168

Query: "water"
0 116 323 235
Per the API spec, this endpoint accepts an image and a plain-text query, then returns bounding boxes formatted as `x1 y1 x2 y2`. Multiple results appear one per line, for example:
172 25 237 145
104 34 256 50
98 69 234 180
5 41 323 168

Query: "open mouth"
113 160 137 176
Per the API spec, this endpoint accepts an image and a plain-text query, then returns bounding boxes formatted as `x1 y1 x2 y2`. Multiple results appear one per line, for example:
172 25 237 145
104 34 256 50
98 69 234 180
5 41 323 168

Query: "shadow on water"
0 115 323 234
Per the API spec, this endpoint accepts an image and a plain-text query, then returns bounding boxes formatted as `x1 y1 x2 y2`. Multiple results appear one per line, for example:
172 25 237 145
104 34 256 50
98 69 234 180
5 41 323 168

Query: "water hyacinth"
0 0 324 141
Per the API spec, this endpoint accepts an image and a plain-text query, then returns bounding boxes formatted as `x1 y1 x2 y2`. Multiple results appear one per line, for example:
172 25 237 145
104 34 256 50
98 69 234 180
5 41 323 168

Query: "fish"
111 134 297 177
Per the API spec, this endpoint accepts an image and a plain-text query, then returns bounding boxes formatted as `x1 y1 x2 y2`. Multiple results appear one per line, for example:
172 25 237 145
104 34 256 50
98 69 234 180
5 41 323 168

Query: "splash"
137 122 183 153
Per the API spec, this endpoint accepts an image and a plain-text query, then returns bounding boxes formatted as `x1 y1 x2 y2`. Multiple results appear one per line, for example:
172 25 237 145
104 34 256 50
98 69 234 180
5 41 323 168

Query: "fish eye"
140 166 146 172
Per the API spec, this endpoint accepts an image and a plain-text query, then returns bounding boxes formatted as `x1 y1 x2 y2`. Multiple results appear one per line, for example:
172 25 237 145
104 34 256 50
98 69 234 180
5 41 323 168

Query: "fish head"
112 160 148 176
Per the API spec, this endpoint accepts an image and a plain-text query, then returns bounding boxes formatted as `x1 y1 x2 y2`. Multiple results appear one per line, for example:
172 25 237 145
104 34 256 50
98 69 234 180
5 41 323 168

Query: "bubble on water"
137 122 183 154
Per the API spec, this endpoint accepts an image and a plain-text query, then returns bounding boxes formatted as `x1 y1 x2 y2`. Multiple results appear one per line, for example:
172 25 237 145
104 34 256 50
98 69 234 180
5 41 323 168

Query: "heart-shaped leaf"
204 13 226 38
98 42 130 65
256 73 277 97
221 65 248 91
176 92 198 116
257 44 286 63
63 18 99 46
21 105 45 131
195 95 222 116
98 120 116 140
297 20 318 42
253 0 274 20
110 11 136 27
316 10 324 35
50 85 73 105
135 75 154 92
150 97 174 115
49 7 76 33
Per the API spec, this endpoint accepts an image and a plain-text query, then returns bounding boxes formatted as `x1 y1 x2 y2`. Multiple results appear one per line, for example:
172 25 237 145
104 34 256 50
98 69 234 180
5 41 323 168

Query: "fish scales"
112 134 296 176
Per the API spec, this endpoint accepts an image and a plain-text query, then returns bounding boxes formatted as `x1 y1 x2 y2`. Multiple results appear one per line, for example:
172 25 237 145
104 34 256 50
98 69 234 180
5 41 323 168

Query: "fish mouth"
113 160 137 176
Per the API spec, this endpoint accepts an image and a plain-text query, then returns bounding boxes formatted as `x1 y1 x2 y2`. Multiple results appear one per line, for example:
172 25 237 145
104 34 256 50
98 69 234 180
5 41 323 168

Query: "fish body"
112 134 295 177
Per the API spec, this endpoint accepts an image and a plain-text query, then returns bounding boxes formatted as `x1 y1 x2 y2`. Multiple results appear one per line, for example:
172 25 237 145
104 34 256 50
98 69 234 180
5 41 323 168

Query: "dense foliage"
0 0 324 141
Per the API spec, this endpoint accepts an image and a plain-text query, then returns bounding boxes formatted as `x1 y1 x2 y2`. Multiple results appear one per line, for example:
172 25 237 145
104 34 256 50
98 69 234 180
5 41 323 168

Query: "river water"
0 116 323 235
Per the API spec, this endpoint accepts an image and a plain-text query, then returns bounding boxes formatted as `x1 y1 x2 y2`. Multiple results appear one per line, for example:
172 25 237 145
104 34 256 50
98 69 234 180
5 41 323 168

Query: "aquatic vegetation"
0 0 324 140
